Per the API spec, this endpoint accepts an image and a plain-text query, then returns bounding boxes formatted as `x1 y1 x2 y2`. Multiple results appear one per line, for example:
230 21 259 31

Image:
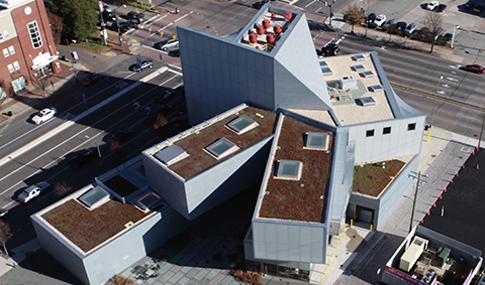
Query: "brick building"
0 0 61 96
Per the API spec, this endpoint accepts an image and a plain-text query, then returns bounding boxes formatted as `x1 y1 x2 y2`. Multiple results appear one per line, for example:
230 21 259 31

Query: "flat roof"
289 53 395 126
352 156 413 198
258 115 333 223
102 174 139 197
422 148 485 254
149 106 276 180
42 194 151 253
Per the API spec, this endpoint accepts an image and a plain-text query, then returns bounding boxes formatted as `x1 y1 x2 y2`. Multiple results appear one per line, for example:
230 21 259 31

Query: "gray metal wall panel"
375 154 419 228
141 154 188 219
32 217 89 284
349 116 425 164
252 220 326 263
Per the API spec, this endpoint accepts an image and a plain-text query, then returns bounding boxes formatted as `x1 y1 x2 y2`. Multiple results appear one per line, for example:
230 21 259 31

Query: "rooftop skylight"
134 191 163 211
304 132 329 150
154 144 189 166
226 115 259 135
275 159 302 180
352 54 365 61
78 186 110 209
352 65 365 72
360 71 374 78
205 137 239 159
356 97 376 107
369 85 383 92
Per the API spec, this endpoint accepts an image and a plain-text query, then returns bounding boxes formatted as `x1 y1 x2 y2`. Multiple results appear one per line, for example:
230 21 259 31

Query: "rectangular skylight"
226 115 259 135
356 97 376 107
352 65 365 72
205 137 239 159
360 71 374 78
369 85 383 92
78 186 110 209
135 191 162 211
154 144 189 166
352 54 365 61
304 132 329 150
319 61 328 67
321 66 333 76
275 160 302 180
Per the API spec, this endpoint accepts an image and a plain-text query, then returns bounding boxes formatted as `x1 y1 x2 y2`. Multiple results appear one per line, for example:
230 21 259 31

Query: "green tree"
345 4 364 34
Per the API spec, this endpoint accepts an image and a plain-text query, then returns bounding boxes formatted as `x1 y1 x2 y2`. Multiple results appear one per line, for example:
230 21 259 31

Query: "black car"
439 33 453 42
396 21 407 30
109 129 134 144
69 148 98 168
321 43 339 56
101 10 117 21
168 50 180 57
435 4 447 12
367 13 376 23
109 22 130 33
252 0 270 9
126 11 145 21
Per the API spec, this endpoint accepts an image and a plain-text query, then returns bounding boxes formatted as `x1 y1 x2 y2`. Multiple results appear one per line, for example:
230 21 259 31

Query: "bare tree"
345 4 365 34
423 12 443 53
32 76 49 97
0 220 12 256
153 113 168 130
53 181 73 197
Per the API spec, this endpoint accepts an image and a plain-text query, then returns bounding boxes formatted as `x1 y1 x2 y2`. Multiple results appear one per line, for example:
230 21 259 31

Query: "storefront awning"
31 52 58 70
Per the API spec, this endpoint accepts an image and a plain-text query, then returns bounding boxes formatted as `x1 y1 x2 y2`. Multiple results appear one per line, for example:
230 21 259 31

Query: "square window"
7 64 14 73
0 32 3 40
3 48 8 58
383 127 391 135
226 115 258 135
304 132 328 150
205 137 239 159
408 123 416 131
8 46 14 55
4 30 9 38
275 160 302 180
366 129 375 137
13 61 20 70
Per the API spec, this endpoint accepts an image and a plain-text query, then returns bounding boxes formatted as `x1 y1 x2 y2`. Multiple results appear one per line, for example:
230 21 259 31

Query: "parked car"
438 33 453 42
383 18 395 28
134 60 153 72
69 148 98 168
126 19 142 28
109 22 130 33
427 1 439 10
396 21 407 31
101 10 116 21
154 39 179 51
83 72 102 86
366 13 376 23
374 14 386 26
32 107 56 125
126 11 145 22
435 3 447 12
321 43 339 56
109 128 134 144
0 209 8 217
404 23 417 34
252 0 270 9
168 50 180 57
17 181 50 203
464 64 485 74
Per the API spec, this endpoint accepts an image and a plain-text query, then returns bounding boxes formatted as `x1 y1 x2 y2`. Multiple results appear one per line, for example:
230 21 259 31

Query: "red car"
464 64 485 74
83 73 102 86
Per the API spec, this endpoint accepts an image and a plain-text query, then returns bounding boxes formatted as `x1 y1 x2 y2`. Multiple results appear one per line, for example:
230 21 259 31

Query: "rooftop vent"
154 144 189 166
304 132 329 150
351 54 365 61
340 76 357 90
274 24 282 35
275 160 302 181
360 71 374 78
205 137 239 159
356 96 376 107
78 186 110 209
262 19 270 29
352 65 365 72
226 115 259 135
249 33 257 44
283 12 292 20
369 84 383 92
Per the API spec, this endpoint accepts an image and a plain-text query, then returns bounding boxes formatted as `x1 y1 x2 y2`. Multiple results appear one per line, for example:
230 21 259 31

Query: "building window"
7 64 14 73
4 30 9 39
383 127 391 135
27 21 42 48
3 48 8 58
408 123 416 131
366 129 375 137
13 61 20 71
8 46 15 55
11 77 27 92
0 32 3 40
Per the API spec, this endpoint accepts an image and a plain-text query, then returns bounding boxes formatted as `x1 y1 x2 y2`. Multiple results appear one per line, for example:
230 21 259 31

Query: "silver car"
17 181 51 203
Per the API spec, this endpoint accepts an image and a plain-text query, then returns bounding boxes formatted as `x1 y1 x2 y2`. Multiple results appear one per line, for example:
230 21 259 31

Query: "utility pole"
427 76 444 142
364 0 370 37
409 171 427 232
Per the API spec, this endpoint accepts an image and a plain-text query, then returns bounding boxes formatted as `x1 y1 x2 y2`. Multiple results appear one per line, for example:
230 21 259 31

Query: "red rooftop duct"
262 19 270 29
271 12 275 18
256 24 265 35
283 12 292 20
274 24 282 35
266 33 275 44
249 33 257 44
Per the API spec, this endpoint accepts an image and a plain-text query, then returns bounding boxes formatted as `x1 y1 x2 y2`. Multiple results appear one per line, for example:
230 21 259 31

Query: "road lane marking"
305 0 316 8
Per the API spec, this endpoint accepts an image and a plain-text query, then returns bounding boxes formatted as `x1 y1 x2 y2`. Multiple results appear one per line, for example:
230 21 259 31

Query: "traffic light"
325 1 328 6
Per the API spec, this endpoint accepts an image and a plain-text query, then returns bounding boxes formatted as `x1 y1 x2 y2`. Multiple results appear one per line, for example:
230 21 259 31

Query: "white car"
155 39 179 51
17 181 51 203
427 1 439 10
374 14 386 26
404 22 417 34
32 107 56 125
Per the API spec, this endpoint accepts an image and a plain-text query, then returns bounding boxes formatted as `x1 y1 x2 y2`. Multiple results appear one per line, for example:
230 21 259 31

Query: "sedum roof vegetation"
42 199 150 252
170 107 276 179
352 159 406 197
260 116 333 223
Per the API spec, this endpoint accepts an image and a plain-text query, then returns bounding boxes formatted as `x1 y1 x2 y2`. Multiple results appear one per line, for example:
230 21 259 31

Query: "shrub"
380 26 389 32
404 32 412 37
368 22 378 29
230 269 263 285
394 30 402 36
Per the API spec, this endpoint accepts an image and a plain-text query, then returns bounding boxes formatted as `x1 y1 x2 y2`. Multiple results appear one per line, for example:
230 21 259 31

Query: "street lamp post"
451 25 460 49
426 75 444 142
364 0 370 37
